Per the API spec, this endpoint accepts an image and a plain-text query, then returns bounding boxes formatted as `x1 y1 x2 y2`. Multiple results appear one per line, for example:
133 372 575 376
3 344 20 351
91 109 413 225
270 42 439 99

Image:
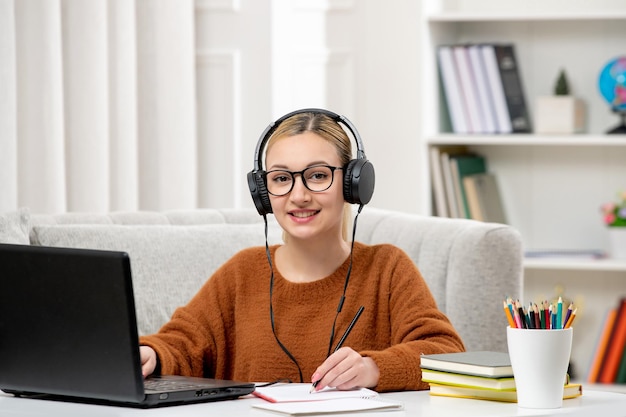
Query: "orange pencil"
564 308 577 328
503 300 516 328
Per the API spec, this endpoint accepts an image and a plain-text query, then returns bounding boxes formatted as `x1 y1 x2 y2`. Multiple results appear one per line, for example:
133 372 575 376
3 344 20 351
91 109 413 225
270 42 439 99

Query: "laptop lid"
0 243 254 407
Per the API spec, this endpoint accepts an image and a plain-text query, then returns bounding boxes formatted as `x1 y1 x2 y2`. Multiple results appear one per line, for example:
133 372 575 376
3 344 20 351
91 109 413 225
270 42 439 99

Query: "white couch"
1 206 523 353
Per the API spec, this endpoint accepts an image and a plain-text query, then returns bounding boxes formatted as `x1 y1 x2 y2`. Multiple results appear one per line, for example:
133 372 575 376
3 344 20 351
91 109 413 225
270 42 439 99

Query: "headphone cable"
265 214 304 383
325 204 363 357
264 204 364 381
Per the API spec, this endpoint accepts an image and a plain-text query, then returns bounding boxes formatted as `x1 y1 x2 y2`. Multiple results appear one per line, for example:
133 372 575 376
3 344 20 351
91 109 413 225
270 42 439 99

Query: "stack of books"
420 351 582 402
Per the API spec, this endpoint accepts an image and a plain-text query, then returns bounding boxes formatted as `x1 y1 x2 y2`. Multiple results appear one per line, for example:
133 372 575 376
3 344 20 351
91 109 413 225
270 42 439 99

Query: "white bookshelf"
419 0 626 382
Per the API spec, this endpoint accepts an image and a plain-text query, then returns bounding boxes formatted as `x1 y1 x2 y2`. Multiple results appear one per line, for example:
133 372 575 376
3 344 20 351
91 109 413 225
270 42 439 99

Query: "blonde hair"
266 111 354 241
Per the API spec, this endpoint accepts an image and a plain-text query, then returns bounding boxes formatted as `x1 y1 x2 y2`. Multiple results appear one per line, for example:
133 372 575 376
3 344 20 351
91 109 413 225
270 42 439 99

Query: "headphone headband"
247 108 375 215
252 108 367 172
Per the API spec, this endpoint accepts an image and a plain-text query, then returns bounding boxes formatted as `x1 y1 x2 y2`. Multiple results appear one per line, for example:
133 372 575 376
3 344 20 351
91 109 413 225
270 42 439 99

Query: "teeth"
292 211 315 218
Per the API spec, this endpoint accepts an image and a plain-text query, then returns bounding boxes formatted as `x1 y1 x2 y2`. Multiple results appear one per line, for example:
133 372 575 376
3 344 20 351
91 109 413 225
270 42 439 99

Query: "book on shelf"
420 351 513 378
617 333 626 384
437 45 469 134
428 382 583 403
421 368 516 390
597 298 626 384
588 307 618 383
450 153 487 218
429 145 468 218
440 149 467 218
429 146 448 217
463 172 507 224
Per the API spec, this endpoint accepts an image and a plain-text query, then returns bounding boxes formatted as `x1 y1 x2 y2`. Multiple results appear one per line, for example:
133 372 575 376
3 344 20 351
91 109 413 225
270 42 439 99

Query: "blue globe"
598 56 626 111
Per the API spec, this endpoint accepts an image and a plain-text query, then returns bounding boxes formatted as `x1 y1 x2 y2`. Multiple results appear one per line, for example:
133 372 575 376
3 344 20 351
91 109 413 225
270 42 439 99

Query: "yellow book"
428 383 582 403
421 368 516 390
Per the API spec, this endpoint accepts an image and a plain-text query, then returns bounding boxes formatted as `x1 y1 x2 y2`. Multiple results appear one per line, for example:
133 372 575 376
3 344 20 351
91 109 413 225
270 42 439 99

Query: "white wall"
267 0 424 213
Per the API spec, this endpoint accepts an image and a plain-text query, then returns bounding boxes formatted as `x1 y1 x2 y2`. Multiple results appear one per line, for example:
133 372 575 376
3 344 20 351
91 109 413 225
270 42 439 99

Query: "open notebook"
252 384 403 415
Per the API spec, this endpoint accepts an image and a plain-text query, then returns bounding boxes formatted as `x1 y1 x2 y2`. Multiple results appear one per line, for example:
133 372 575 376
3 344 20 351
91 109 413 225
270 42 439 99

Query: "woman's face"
265 131 345 243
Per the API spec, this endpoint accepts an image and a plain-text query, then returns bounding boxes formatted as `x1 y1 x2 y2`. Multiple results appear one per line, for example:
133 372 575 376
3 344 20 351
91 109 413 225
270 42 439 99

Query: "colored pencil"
503 300 516 328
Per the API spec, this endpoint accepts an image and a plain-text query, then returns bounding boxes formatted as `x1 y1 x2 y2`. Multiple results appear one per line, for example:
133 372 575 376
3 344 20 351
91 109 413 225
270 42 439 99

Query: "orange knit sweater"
139 242 465 392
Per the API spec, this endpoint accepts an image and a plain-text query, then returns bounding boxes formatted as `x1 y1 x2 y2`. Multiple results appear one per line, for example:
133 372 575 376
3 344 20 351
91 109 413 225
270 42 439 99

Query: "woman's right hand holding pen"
309 347 379 392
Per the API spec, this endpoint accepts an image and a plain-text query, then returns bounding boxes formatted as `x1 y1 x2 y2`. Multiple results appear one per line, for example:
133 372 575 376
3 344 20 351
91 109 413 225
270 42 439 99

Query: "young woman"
139 109 464 392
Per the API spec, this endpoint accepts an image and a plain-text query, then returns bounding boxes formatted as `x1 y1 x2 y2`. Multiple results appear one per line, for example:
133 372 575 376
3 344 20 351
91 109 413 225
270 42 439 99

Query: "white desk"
1 389 625 417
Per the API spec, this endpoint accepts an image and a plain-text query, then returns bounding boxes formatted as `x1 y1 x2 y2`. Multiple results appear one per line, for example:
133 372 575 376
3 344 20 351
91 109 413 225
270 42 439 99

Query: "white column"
15 0 66 214
0 0 18 211
62 0 110 212
136 0 197 210
108 0 139 211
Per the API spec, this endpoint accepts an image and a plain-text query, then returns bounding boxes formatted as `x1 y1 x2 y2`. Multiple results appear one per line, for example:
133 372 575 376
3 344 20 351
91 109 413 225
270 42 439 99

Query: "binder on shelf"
467 44 497 134
480 44 512 133
437 45 469 134
493 44 532 133
453 45 484 133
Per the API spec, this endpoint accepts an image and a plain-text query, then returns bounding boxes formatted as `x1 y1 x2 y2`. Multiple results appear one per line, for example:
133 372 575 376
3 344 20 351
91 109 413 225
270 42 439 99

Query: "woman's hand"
140 345 158 378
310 347 379 391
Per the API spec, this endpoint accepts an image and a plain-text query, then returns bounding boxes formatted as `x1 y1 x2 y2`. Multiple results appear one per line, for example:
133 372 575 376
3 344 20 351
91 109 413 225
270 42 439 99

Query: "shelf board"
426 134 626 147
427 11 626 23
524 257 626 272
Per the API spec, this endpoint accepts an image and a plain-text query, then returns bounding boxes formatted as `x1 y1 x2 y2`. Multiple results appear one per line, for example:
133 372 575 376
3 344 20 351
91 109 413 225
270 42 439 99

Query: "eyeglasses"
265 165 343 196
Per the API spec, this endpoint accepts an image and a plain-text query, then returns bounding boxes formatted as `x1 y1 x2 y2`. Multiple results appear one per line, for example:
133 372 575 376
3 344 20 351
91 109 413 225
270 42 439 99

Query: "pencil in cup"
503 298 576 329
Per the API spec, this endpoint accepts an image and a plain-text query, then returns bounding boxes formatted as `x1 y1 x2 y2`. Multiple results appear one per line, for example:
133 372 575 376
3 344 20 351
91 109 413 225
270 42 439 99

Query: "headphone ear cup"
343 159 375 205
247 171 273 215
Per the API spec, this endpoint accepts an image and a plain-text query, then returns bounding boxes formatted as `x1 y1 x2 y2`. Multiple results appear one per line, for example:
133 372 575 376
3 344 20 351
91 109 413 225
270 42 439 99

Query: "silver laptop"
0 243 255 408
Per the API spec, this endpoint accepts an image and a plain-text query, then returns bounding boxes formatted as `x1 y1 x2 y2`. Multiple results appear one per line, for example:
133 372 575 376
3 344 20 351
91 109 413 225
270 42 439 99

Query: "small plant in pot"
534 69 585 134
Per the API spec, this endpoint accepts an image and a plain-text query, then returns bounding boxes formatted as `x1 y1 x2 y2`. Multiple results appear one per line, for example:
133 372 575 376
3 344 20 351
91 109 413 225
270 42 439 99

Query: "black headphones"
247 108 375 215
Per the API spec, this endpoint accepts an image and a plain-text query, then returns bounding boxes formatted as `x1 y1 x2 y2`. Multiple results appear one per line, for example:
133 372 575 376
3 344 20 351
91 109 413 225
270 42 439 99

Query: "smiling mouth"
290 210 319 218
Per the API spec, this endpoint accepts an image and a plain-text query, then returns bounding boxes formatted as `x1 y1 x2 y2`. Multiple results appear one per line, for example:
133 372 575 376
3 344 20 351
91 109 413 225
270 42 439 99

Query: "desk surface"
1 389 625 417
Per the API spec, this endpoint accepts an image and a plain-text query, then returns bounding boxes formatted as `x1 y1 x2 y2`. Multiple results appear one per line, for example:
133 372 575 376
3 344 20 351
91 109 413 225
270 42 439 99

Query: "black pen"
310 305 365 393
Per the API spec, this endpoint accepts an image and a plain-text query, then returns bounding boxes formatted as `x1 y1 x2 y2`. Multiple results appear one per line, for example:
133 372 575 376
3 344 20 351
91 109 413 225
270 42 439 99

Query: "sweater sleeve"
139 254 240 378
359 246 465 392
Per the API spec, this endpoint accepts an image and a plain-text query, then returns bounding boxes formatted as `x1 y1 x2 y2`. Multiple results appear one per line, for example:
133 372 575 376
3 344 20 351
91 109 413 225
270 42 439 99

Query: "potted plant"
601 191 626 259
535 69 585 134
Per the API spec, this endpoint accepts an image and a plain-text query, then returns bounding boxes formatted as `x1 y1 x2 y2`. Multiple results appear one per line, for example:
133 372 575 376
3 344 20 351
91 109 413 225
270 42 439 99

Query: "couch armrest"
357 208 523 352
446 224 523 352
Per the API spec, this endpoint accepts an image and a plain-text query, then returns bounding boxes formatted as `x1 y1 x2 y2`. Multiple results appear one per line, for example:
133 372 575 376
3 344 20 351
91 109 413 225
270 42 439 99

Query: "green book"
449 154 487 218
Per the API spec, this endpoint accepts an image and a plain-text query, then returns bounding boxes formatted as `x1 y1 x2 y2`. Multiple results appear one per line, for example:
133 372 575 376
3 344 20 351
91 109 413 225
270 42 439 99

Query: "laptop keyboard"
144 378 208 392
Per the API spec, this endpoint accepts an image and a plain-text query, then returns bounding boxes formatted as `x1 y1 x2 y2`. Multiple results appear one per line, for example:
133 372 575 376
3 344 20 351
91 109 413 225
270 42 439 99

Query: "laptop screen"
0 243 152 403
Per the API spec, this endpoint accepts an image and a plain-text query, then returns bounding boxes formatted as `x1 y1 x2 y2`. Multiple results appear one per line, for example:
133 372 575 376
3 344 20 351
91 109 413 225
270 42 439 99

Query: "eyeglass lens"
266 166 339 196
